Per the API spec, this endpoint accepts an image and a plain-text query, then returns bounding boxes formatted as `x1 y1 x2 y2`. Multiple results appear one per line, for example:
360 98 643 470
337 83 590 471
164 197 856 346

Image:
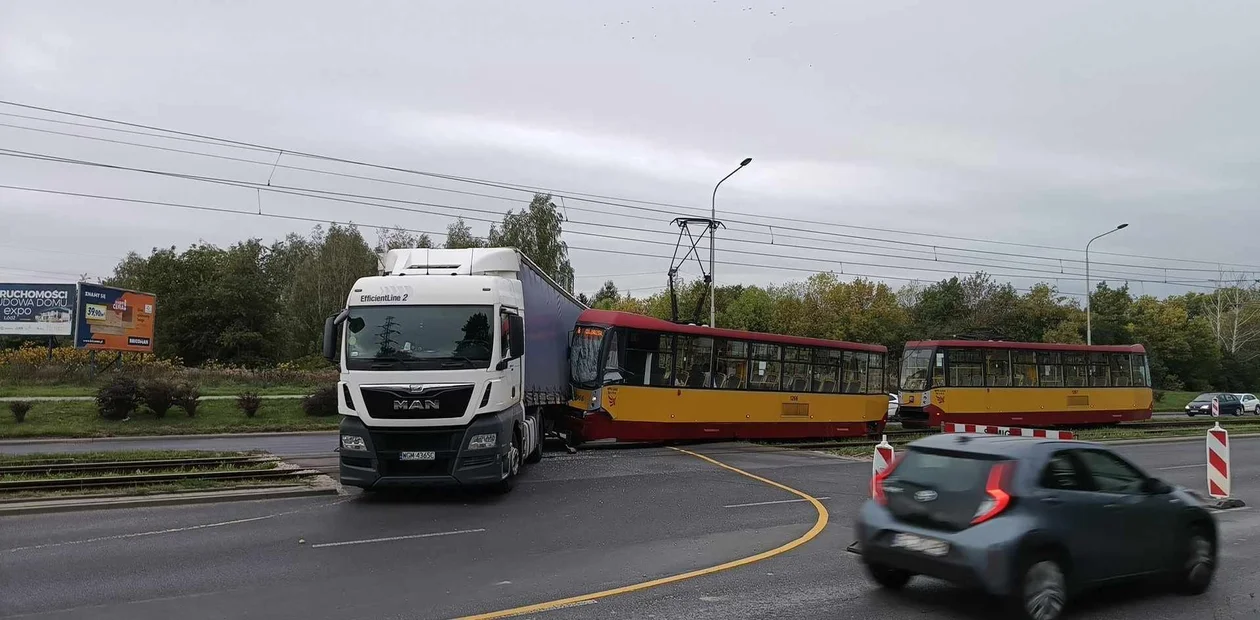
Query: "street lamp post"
710 157 752 328
1086 223 1129 346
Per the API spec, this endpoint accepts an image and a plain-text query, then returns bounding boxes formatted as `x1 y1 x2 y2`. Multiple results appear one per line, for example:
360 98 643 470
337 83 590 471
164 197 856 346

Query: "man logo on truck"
394 399 441 411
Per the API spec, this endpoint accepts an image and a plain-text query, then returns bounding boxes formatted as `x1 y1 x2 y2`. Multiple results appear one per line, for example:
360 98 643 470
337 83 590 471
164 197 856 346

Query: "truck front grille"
360 384 474 419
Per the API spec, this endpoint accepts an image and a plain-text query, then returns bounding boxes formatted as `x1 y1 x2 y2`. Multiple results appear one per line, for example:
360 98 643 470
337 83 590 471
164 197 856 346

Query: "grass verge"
0 400 338 439
0 384 317 398
0 450 258 466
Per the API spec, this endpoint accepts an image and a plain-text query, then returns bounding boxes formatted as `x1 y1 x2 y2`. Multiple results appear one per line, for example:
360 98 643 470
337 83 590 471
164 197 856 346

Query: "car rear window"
892 449 996 492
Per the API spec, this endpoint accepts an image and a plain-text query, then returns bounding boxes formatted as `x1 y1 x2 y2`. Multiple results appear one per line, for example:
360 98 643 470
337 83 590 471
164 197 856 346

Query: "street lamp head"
1116 223 1129 230
739 157 752 166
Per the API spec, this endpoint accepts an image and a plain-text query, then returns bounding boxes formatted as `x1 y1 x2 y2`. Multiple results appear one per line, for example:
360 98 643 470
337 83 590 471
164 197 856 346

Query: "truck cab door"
499 310 524 400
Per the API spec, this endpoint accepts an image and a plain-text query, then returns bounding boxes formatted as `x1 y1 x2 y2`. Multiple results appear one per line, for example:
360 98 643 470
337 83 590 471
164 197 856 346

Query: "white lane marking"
310 528 485 549
1157 464 1203 470
4 498 350 553
724 497 831 509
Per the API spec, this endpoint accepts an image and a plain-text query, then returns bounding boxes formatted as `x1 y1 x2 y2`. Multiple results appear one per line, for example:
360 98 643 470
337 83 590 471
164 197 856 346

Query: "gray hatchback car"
854 434 1217 620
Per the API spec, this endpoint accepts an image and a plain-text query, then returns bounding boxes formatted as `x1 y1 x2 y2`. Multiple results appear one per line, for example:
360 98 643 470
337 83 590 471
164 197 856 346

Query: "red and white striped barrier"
1211 396 1220 418
871 435 894 498
942 423 1075 441
1207 421 1230 499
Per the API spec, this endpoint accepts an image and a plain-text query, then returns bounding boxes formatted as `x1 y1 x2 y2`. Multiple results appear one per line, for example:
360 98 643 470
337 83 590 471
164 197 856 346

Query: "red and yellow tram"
897 340 1153 428
564 310 890 443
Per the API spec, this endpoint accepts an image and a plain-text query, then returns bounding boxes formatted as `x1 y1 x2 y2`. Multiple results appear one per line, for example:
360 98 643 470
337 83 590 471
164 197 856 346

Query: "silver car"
854 434 1217 620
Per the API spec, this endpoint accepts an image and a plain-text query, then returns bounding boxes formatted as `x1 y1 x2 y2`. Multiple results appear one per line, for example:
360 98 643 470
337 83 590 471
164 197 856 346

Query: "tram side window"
842 351 869 394
1063 352 1088 387
624 330 673 387
986 350 1012 387
948 349 985 387
676 336 715 388
749 342 781 391
1089 352 1110 387
812 348 841 393
1037 351 1064 387
783 346 812 392
1131 354 1149 387
715 340 749 390
1111 354 1132 387
868 352 886 394
1012 350 1038 387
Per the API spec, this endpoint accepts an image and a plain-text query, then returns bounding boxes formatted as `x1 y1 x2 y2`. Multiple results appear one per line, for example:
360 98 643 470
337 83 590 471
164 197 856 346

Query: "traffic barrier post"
871 434 894 498
1211 396 1220 418
1207 421 1230 499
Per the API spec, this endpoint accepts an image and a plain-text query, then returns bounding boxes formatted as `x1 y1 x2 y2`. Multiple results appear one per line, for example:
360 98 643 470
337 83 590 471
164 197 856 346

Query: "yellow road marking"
453 446 830 620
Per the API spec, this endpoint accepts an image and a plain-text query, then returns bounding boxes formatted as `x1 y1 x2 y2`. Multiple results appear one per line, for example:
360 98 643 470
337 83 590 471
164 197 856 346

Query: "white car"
887 393 900 419
1236 393 1259 415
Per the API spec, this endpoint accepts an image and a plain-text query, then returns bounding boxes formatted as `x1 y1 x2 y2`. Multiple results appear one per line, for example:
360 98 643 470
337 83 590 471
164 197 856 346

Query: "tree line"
588 273 1260 393
5 189 1257 392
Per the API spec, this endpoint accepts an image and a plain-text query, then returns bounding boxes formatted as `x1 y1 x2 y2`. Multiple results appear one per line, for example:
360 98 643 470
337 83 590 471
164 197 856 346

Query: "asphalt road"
1 438 1257 620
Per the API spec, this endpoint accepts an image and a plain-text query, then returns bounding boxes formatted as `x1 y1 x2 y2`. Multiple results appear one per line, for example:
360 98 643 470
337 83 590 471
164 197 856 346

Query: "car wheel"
1011 555 1068 620
865 562 913 589
1175 527 1215 595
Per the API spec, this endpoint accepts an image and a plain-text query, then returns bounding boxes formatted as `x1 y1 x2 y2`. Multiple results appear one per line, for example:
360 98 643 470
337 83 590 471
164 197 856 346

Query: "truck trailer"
323 247 585 492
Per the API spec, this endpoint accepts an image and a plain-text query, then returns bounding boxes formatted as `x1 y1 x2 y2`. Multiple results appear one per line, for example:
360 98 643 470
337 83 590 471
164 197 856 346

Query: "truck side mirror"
322 309 349 364
509 314 525 359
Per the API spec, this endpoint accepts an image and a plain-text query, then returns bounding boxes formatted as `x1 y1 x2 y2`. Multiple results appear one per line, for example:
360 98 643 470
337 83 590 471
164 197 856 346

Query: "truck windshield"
900 348 934 391
570 325 606 388
344 305 494 370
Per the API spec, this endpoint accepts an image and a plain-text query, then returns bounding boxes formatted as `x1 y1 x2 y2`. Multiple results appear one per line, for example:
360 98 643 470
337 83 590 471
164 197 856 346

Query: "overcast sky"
1 0 1257 300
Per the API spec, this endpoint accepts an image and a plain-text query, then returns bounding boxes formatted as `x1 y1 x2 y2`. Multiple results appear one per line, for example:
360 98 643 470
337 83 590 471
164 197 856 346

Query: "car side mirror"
496 359 510 371
1142 478 1172 495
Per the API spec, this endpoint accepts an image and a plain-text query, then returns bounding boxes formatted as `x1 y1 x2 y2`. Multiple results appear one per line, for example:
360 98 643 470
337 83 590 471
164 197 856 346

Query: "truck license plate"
399 451 436 461
891 532 949 557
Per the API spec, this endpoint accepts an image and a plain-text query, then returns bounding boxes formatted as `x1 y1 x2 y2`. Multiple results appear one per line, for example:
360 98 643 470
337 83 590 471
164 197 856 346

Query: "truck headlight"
341 435 367 452
468 433 498 450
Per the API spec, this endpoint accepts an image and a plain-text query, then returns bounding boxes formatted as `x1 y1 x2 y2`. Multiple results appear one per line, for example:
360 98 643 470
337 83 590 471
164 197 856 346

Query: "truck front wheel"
491 428 523 494
525 414 543 464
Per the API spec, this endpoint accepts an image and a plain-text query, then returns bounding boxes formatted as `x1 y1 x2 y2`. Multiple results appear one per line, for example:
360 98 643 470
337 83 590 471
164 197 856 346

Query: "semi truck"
322 247 586 492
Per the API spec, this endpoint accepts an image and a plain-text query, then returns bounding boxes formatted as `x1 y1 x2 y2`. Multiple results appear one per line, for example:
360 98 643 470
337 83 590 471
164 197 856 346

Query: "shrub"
1153 389 1166 404
175 383 202 417
9 401 32 423
140 379 178 418
237 392 263 418
302 385 339 417
95 377 140 420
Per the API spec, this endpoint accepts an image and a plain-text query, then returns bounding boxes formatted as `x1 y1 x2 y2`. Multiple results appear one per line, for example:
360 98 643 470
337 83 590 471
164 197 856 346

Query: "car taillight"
972 461 1014 524
871 455 902 505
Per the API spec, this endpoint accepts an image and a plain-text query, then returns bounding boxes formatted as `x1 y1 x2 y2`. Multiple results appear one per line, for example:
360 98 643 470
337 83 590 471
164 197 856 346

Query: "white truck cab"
324 248 583 492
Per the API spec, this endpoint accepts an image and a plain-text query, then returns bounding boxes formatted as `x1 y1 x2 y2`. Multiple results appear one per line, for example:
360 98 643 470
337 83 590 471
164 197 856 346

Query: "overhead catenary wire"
0 121 1239 278
2 99 1258 274
0 183 1158 297
0 149 1226 288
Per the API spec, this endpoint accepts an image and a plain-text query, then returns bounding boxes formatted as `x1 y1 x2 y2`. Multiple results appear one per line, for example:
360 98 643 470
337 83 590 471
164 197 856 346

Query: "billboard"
74 283 157 353
0 283 77 336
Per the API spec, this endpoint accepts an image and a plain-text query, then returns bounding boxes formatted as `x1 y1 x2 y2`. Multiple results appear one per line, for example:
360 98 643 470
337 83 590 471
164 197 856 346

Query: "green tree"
487 193 575 292
592 280 619 309
444 218 484 249
375 225 433 253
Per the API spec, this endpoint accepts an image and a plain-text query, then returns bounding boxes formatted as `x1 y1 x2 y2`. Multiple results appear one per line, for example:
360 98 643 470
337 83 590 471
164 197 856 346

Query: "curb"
0 483 343 516
0 430 338 446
